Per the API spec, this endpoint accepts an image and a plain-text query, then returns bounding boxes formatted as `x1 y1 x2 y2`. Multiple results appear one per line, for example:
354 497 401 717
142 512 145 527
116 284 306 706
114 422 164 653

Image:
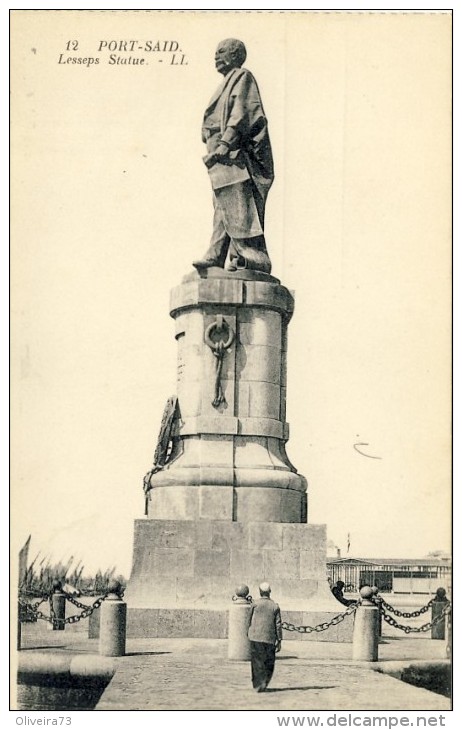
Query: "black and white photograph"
10 8 453 720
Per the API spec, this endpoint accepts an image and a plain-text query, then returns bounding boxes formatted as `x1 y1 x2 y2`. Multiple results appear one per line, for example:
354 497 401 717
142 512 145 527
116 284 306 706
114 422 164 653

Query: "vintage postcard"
10 9 452 718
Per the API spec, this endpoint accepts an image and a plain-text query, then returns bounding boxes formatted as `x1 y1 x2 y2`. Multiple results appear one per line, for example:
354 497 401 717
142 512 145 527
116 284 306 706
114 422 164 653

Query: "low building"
327 556 451 595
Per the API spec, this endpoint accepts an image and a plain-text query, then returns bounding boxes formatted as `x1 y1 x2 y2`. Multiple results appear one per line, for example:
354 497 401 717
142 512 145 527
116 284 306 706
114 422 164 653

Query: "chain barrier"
18 590 109 627
18 595 47 623
377 596 434 618
281 598 450 636
61 594 109 626
281 601 358 634
64 589 120 611
18 595 48 622
18 593 56 625
379 602 451 634
18 595 48 611
49 594 57 626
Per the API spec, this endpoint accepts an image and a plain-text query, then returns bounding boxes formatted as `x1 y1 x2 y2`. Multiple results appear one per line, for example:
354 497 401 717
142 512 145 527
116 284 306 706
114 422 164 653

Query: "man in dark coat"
331 580 357 607
193 38 274 274
247 582 282 692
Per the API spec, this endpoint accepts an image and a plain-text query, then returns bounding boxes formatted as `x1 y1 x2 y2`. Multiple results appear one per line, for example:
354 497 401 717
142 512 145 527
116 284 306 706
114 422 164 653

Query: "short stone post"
49 581 66 631
228 584 253 661
352 586 379 662
431 588 449 640
370 586 382 637
99 581 127 657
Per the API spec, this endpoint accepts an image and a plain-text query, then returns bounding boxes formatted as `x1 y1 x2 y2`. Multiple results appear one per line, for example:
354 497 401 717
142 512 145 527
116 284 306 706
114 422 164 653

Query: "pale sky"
11 10 451 578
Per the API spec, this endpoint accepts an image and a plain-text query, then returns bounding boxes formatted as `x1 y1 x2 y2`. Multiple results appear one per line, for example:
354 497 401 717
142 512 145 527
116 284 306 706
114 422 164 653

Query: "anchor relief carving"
204 315 235 408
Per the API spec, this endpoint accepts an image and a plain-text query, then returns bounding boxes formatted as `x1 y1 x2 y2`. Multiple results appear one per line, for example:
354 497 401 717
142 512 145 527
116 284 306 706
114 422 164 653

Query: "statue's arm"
221 71 263 150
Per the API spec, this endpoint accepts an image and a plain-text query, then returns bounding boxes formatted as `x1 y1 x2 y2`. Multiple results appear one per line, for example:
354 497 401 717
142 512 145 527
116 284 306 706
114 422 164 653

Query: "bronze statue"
193 39 274 275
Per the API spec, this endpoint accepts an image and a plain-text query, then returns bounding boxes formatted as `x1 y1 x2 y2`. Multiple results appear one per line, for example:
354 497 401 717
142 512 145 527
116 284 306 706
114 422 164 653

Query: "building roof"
327 557 451 567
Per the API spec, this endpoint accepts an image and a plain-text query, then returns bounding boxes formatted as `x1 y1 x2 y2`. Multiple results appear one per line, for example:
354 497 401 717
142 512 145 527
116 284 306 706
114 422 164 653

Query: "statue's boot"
192 258 221 270
192 233 230 271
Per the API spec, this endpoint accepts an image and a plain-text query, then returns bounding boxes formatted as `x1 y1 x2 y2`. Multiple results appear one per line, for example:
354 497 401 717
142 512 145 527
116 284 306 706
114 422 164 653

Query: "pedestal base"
125 607 354 642
125 519 353 641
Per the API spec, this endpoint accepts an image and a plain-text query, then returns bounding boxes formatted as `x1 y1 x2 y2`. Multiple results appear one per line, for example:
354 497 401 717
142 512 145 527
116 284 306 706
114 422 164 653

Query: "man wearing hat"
247 582 282 692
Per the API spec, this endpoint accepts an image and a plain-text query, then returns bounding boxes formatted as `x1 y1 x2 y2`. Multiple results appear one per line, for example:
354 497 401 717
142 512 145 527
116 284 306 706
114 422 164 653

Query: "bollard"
431 588 449 640
99 581 127 657
228 584 253 661
370 586 382 637
48 581 66 631
352 586 379 662
17 653 116 711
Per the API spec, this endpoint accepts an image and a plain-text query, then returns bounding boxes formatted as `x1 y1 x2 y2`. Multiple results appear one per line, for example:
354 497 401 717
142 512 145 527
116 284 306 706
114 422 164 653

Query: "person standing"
193 38 274 274
331 580 356 607
247 582 282 692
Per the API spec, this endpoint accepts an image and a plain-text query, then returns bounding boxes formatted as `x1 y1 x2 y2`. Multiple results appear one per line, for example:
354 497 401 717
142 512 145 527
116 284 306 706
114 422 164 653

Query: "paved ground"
18 623 451 712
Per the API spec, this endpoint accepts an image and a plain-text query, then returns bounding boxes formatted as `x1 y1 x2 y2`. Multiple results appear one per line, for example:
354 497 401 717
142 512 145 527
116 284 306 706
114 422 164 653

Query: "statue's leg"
193 195 230 269
211 180 271 274
235 182 271 273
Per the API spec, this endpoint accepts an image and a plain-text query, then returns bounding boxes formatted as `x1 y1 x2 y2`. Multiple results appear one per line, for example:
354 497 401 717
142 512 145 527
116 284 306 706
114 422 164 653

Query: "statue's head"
215 38 247 75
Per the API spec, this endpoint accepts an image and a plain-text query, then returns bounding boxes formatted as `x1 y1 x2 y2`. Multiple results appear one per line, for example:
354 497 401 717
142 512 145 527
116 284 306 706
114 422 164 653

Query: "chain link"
63 590 113 610
380 602 451 634
20 589 449 635
49 594 58 627
18 595 48 611
33 610 55 624
378 597 434 618
281 602 358 634
63 594 92 611
18 591 109 626
62 594 108 624
18 595 48 622
281 599 450 636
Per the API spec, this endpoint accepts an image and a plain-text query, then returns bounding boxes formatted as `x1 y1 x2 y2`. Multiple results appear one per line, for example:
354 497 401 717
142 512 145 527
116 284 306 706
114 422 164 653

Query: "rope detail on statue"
205 316 235 408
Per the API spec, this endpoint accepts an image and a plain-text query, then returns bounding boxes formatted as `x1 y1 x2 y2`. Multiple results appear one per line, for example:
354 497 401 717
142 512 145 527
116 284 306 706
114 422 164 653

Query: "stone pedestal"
126 519 353 641
147 268 307 523
126 268 353 641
